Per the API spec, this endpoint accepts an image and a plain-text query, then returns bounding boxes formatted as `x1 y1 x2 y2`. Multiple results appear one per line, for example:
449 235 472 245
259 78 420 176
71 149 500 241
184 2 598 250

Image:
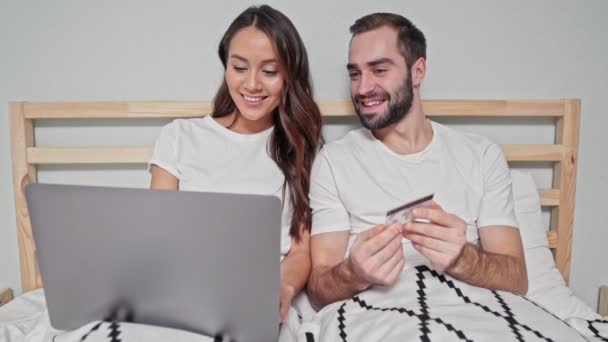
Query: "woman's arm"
150 165 179 190
279 228 311 321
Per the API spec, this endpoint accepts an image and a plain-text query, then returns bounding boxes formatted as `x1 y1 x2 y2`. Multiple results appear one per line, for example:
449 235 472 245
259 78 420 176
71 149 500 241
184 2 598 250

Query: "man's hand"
347 222 405 288
402 202 467 272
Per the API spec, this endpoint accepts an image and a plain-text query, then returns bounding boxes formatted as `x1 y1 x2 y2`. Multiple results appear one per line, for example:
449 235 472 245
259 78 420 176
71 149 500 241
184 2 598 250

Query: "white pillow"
510 170 600 320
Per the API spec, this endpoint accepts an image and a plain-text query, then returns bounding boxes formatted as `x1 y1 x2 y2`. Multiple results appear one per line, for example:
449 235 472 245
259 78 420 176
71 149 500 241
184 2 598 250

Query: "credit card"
385 194 434 225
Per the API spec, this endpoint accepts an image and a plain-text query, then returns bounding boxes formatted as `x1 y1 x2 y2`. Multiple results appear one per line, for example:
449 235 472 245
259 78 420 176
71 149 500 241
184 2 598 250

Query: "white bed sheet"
0 289 313 342
0 289 215 342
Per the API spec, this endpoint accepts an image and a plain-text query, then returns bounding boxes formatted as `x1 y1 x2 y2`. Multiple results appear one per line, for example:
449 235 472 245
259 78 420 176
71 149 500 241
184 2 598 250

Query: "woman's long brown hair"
212 5 323 241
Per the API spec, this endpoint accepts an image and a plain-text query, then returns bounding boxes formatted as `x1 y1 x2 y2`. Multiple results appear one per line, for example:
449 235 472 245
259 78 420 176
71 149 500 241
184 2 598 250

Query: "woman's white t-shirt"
148 116 293 258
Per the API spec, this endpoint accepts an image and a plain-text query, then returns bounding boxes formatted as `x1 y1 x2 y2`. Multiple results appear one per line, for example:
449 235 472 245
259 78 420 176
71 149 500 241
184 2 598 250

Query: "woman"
149 5 322 323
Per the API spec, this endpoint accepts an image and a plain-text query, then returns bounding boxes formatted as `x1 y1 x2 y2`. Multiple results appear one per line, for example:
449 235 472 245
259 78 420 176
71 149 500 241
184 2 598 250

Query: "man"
305 13 586 341
308 12 527 307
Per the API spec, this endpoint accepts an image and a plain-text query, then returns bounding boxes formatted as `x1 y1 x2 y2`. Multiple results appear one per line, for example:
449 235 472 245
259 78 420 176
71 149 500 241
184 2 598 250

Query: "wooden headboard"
9 99 580 293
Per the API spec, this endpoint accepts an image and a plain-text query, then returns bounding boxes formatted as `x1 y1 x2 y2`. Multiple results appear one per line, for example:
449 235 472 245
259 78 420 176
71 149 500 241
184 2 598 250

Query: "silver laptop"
25 183 281 342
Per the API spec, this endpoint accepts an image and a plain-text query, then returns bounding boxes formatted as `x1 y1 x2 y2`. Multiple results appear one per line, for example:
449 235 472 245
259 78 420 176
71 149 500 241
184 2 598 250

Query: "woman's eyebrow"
230 54 277 65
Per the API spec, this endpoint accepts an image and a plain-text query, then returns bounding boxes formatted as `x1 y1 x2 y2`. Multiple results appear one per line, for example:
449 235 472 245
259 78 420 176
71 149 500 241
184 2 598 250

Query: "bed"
3 99 606 341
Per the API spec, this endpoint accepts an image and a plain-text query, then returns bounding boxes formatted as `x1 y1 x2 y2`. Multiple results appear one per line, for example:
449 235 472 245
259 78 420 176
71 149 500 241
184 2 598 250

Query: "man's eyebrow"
367 58 395 67
347 58 395 70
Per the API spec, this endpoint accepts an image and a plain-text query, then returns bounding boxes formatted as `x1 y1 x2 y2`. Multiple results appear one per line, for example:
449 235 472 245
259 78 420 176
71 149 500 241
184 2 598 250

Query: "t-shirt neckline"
205 115 274 141
368 120 439 162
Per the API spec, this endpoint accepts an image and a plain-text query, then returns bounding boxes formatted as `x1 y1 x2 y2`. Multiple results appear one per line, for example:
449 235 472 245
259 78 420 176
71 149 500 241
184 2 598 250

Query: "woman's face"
225 26 284 125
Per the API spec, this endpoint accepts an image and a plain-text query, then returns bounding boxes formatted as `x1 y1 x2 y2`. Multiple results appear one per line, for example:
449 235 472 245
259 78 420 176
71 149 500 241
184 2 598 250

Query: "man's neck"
372 98 433 155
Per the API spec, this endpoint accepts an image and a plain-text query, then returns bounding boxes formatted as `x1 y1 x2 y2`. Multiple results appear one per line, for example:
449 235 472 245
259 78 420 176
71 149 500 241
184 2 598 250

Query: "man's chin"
357 112 385 129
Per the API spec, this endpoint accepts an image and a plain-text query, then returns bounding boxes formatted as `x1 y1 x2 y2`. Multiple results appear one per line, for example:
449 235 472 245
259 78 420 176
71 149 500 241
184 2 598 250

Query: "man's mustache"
353 91 390 103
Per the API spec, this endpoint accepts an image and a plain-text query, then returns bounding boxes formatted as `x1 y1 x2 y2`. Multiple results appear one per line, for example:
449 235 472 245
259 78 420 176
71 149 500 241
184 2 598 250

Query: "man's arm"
308 224 405 310
307 148 405 309
449 141 527 294
403 203 527 295
308 230 366 310
450 226 527 295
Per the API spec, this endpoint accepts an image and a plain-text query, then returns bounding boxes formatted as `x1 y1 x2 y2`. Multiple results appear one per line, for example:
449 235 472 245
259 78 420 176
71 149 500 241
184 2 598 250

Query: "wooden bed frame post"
9 102 41 293
551 99 580 285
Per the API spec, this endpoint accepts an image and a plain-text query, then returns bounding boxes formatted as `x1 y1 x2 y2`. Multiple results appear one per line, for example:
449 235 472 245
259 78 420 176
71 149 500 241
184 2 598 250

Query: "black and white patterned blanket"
305 265 608 342
3 271 608 342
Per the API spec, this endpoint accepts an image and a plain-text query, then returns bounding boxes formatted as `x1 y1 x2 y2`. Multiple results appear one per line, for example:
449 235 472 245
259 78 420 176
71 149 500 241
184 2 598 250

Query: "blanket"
306 265 607 342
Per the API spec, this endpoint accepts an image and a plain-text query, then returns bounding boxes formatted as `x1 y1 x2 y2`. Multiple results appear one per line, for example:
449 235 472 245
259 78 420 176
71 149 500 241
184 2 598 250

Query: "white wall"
1 0 607 309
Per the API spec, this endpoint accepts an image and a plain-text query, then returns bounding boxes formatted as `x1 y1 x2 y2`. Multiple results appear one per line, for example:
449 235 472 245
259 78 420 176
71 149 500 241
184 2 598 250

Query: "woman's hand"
279 228 310 322
279 283 296 322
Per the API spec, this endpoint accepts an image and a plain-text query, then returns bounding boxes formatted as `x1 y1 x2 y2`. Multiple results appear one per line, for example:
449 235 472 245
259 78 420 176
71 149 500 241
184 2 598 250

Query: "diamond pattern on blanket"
565 317 608 341
587 319 608 341
318 265 589 341
79 321 103 341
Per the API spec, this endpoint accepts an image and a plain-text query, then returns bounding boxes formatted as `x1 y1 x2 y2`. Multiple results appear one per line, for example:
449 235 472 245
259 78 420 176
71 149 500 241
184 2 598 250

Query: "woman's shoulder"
158 117 214 139
165 116 211 131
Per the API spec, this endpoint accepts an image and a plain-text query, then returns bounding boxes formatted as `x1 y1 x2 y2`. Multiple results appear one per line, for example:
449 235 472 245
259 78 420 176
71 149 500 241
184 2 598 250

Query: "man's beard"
353 73 414 130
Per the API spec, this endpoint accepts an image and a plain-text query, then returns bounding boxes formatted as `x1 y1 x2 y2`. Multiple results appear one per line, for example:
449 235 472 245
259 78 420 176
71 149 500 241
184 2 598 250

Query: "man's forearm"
308 259 370 310
447 243 528 295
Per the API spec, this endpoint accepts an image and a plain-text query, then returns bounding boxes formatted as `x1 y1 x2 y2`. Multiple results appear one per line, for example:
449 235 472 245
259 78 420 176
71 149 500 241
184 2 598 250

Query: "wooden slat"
423 100 566 117
10 103 43 292
600 286 608 316
540 189 560 207
26 144 566 164
550 99 580 285
27 147 152 164
0 288 14 307
23 102 213 119
22 100 566 119
128 102 213 116
317 100 355 116
504 145 567 162
547 231 558 249
25 102 132 119
502 145 566 161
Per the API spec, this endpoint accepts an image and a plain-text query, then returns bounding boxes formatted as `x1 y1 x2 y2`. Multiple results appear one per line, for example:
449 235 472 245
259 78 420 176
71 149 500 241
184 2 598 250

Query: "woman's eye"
233 65 247 72
263 70 278 76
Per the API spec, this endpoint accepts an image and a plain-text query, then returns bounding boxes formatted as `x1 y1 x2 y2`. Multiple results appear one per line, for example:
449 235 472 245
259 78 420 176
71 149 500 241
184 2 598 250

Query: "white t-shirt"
149 116 293 258
310 120 518 269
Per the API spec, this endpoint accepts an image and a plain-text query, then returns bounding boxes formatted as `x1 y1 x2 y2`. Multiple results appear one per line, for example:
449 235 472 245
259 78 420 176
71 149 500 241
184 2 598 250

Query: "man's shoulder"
322 128 372 156
433 121 498 157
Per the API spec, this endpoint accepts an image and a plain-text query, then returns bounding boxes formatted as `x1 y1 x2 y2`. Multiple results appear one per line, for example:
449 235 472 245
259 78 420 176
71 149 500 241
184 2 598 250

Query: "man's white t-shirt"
310 120 518 268
148 116 293 258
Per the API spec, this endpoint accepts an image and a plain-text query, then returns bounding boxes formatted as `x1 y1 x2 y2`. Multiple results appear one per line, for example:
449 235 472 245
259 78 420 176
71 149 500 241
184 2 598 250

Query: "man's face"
348 26 413 130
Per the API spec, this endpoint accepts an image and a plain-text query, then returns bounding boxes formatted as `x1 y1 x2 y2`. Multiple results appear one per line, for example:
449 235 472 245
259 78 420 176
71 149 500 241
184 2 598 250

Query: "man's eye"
373 69 387 75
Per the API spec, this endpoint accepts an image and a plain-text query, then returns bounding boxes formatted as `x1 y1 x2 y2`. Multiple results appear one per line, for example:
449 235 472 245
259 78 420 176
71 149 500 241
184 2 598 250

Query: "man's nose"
356 73 375 96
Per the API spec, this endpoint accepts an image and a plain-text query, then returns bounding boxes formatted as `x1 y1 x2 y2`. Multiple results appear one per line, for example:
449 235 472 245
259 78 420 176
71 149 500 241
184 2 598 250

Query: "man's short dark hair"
350 13 426 68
